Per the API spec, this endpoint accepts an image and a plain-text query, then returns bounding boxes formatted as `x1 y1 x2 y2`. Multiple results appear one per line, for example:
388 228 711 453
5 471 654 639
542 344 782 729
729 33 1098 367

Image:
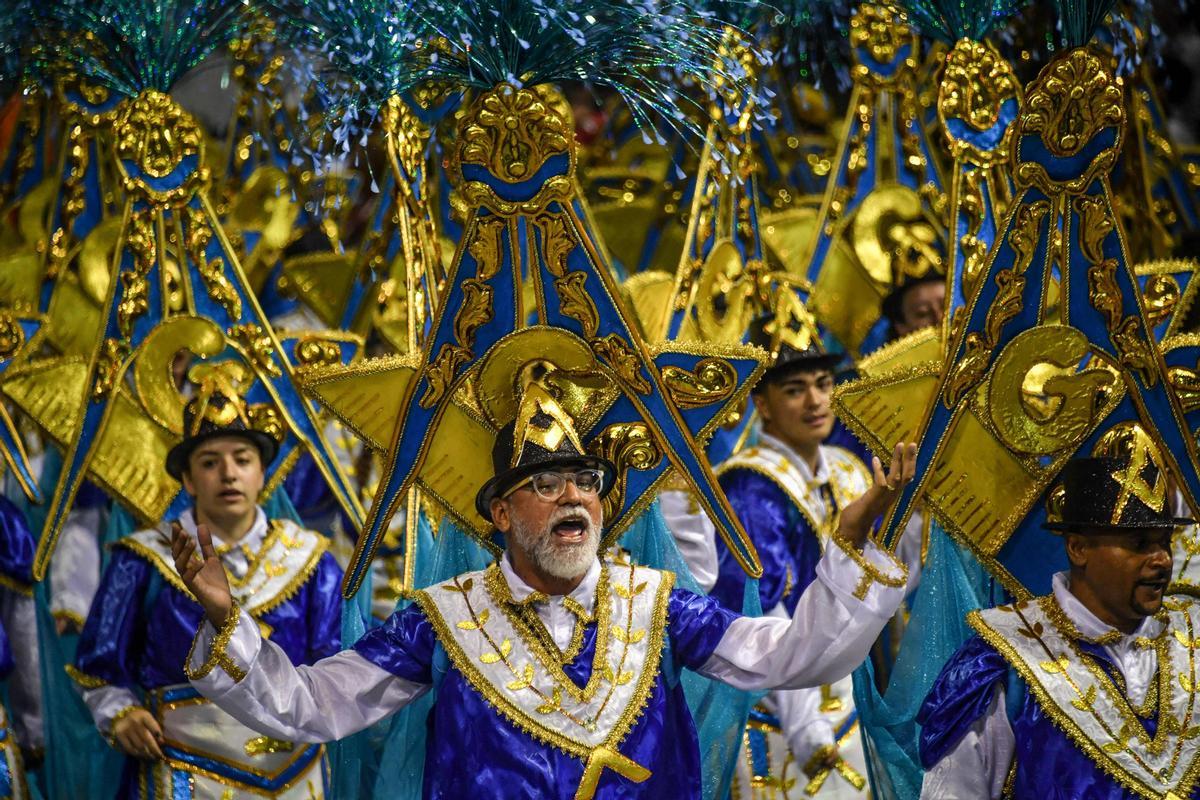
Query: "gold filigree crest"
938 39 1022 167
458 82 572 185
114 90 210 206
1014 48 1126 196
849 4 916 87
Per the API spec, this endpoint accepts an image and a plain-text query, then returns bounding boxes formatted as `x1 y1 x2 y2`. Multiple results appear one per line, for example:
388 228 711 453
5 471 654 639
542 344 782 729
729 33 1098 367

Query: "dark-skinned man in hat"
173 363 919 800
71 365 343 799
919 435 1200 799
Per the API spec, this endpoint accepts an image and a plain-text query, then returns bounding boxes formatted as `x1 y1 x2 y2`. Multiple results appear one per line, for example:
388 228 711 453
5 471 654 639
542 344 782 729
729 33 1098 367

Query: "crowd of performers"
2 0 1200 798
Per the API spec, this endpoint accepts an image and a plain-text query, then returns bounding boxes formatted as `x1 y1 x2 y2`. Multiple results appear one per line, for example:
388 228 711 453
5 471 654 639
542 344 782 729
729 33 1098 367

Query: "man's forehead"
191 438 257 458
775 369 832 388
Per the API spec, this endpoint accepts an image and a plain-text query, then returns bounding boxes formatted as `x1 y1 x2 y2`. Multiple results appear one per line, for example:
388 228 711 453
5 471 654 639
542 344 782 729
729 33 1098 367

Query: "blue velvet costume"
712 469 823 615
918 635 1194 799
0 495 36 795
73 523 344 798
352 586 737 799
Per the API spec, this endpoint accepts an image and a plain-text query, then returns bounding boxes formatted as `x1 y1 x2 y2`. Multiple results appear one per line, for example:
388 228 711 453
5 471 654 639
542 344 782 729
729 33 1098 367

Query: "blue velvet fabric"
353 585 737 799
711 469 821 616
76 545 343 691
0 495 34 681
918 634 1188 799
0 495 34 588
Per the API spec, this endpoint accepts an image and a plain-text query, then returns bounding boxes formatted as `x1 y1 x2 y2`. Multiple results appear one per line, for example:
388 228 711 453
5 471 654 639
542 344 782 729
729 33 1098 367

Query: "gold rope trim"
185 601 247 684
483 562 612 703
65 664 108 689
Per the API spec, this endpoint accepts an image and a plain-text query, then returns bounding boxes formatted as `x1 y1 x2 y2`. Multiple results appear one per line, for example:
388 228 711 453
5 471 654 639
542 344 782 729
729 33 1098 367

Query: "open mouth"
1137 579 1168 594
552 517 588 544
219 489 244 502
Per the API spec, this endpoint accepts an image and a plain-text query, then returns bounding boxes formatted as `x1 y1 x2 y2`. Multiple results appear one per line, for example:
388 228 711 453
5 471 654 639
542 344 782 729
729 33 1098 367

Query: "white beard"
510 506 602 580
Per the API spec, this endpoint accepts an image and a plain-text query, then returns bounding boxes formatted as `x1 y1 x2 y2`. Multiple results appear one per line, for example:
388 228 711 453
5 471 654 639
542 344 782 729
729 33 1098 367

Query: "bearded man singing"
173 371 917 800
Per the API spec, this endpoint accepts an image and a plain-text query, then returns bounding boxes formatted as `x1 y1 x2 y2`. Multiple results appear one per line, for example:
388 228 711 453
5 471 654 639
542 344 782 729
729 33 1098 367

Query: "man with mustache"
174 363 918 800
918 448 1197 799
70 369 343 799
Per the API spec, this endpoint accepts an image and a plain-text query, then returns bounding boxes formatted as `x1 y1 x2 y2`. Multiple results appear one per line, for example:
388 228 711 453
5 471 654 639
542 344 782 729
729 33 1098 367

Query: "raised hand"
837 441 918 549
171 521 233 627
111 707 164 760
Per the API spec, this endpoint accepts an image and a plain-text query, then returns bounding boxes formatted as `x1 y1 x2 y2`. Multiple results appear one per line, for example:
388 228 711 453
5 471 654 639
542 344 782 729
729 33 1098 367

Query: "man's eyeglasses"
502 468 605 502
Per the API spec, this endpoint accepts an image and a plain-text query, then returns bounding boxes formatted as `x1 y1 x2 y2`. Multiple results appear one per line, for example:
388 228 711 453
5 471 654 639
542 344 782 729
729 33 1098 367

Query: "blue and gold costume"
71 509 342 799
0 495 39 800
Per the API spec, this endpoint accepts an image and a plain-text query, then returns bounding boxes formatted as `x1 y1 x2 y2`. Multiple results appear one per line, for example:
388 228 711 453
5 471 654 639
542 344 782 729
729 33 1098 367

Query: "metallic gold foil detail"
660 358 737 410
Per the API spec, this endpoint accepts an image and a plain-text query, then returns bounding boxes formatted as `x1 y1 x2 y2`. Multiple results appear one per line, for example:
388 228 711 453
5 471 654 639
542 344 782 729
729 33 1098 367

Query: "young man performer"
71 371 343 799
713 317 918 798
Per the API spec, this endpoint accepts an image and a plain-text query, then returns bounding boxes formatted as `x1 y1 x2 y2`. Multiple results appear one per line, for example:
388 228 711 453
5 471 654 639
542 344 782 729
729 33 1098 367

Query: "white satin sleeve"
657 491 719 592
0 589 41 748
80 686 142 734
187 609 430 742
919 688 1015 800
696 537 906 690
49 507 104 625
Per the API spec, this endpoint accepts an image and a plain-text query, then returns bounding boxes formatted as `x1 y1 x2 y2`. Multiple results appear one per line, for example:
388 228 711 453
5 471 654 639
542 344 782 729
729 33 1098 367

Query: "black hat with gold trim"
166 364 280 480
748 290 841 392
1044 456 1193 533
475 362 616 522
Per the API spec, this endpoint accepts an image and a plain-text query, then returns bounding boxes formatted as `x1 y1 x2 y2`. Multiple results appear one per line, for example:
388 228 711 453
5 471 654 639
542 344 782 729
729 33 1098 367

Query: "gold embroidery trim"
0 572 32 598
413 563 672 761
185 600 247 684
115 520 327 618
484 562 611 701
65 664 109 689
969 601 1200 800
1037 597 1175 755
828 534 907 601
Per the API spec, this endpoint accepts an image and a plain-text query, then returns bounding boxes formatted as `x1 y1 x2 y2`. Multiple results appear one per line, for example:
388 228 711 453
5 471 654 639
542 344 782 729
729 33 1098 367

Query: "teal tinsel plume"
0 0 39 95
899 0 1028 43
42 0 254 97
1054 0 1122 49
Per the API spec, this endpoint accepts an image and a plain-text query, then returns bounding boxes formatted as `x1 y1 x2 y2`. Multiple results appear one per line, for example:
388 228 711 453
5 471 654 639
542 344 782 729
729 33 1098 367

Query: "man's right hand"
171 521 233 627
111 707 164 760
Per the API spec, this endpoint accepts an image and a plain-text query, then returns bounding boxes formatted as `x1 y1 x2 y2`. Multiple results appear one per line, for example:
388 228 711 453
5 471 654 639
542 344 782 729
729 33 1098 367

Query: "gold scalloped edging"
968 600 1200 800
185 600 247 683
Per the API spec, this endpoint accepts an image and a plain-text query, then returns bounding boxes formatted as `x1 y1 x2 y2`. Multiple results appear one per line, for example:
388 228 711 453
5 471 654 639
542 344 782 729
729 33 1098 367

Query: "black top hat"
165 372 280 481
1044 456 1193 533
747 313 841 391
475 410 616 522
